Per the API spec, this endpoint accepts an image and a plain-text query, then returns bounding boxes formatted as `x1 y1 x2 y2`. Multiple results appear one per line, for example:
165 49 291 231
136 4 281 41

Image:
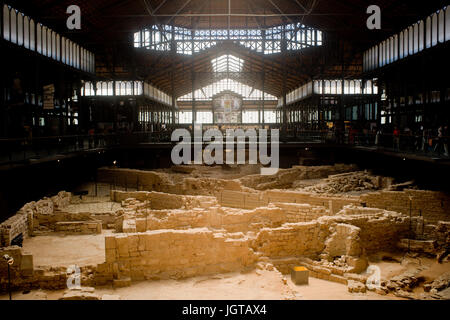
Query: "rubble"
347 280 366 293
302 171 392 194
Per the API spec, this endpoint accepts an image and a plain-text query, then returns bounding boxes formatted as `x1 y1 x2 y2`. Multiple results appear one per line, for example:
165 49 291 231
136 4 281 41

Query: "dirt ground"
0 269 401 300
17 231 447 300
22 231 109 267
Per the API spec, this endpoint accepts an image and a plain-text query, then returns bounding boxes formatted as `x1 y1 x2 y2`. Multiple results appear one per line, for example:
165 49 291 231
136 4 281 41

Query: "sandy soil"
22 231 110 267
0 269 400 300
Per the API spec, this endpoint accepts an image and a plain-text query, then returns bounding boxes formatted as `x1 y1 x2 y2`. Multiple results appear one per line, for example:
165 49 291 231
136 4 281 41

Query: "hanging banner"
43 84 55 109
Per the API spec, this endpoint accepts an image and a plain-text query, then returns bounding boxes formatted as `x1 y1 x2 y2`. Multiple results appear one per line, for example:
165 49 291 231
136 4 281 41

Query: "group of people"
330 124 449 158
385 125 449 157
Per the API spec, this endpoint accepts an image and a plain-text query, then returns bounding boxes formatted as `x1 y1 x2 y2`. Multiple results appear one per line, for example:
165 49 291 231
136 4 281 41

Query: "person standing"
434 125 443 155
393 126 400 151
443 125 449 157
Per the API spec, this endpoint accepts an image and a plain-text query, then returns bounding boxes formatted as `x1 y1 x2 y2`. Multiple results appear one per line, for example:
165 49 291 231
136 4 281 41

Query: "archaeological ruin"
1 164 449 300
1 0 449 307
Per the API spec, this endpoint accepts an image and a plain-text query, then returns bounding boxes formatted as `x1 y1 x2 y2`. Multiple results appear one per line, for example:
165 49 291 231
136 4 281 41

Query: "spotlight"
3 254 13 265
113 160 117 166
3 255 13 300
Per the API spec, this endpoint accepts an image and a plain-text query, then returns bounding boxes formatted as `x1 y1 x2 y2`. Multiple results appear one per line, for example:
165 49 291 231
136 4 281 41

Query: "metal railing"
0 134 120 165
0 129 448 165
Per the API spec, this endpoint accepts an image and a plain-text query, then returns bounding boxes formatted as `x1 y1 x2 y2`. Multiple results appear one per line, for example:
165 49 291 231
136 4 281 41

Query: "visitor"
443 125 449 157
434 125 443 155
88 127 95 149
393 126 400 151
375 127 382 147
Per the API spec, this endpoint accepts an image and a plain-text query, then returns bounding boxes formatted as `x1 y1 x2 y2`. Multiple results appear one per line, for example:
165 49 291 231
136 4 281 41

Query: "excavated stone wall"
218 189 360 213
360 190 450 223
104 228 257 281
123 202 329 234
97 164 357 195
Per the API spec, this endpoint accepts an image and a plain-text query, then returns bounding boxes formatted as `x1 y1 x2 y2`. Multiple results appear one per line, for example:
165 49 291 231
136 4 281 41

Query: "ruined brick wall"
360 190 450 224
54 220 102 234
324 207 413 254
125 201 328 234
98 168 246 196
238 164 357 190
104 228 257 280
0 214 29 247
0 246 99 292
111 190 218 210
251 222 330 258
97 168 179 193
218 189 360 214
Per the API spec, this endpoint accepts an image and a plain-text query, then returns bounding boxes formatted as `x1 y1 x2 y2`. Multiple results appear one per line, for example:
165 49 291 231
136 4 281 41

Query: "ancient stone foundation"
1 165 449 299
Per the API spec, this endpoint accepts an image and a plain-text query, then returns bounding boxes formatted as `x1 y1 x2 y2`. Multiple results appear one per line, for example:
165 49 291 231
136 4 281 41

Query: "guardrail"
0 130 448 165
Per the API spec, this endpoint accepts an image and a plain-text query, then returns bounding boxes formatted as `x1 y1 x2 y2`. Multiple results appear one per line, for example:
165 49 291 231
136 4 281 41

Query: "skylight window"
133 23 323 55
177 78 277 101
211 55 243 72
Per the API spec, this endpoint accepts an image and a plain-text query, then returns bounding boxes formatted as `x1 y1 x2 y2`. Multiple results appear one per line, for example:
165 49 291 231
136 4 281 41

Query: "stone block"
113 277 131 288
105 249 116 263
20 254 33 275
291 266 309 285
105 236 116 250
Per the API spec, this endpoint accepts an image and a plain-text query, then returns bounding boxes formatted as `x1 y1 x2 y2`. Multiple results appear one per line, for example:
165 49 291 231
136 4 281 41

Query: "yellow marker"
293 266 307 272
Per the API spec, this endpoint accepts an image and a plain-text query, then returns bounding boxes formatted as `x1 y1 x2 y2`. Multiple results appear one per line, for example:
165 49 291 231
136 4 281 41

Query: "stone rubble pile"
302 171 391 194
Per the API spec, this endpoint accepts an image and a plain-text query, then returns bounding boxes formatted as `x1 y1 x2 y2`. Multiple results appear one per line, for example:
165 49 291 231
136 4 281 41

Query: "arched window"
36 23 42 53
80 48 84 71
75 44 79 68
23 16 29 48
3 5 10 41
374 45 378 68
438 10 444 43
47 28 52 57
393 34 398 61
399 32 404 59
432 13 438 46
41 26 47 56
324 80 331 94
61 37 66 64
29 19 35 50
56 34 60 61
378 42 383 66
384 40 389 64
10 9 16 43
101 82 108 95
70 41 74 66
446 7 450 41
388 37 392 63
52 31 56 59
403 28 409 57
17 13 23 46
108 82 114 96
336 80 342 94
426 16 432 48
413 24 419 53
419 21 424 51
